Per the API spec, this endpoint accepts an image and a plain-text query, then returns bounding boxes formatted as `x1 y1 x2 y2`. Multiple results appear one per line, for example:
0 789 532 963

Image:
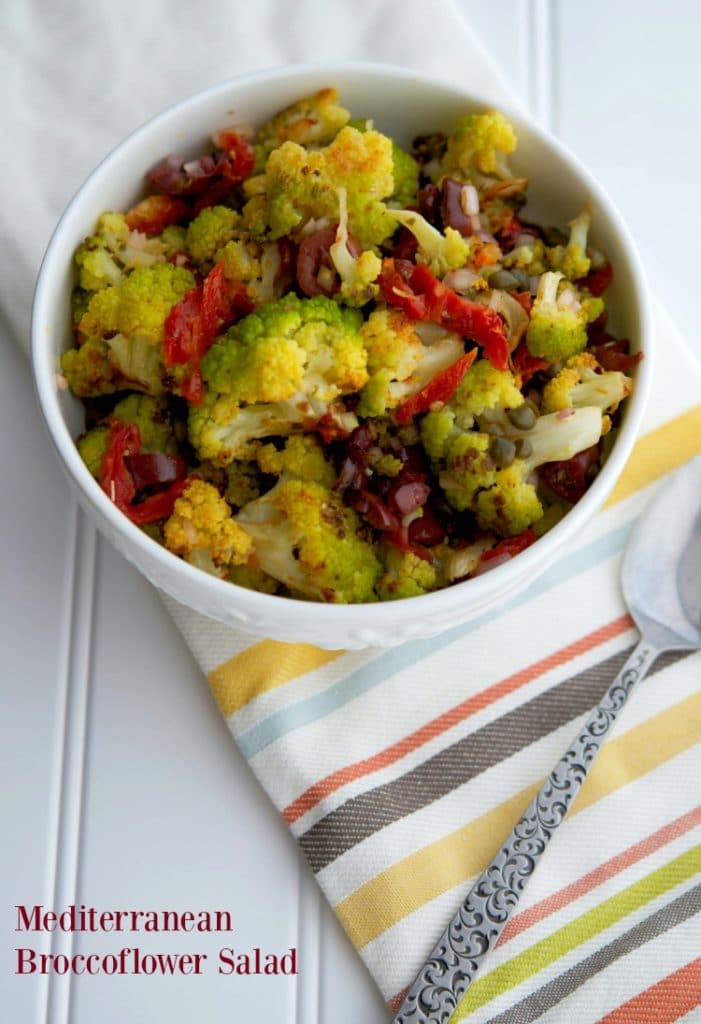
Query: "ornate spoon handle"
393 640 658 1024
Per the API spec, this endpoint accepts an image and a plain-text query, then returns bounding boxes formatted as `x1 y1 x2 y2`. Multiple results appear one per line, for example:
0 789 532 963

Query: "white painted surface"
3 2 700 1021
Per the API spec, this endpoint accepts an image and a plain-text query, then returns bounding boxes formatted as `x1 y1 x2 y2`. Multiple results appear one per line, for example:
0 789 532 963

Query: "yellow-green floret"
186 205 240 268
541 353 632 415
77 425 110 479
526 271 604 362
548 208 592 282
164 479 253 577
386 209 470 277
74 211 174 291
244 126 396 248
376 548 438 600
437 406 604 535
236 479 381 603
254 87 350 157
421 359 524 459
255 434 336 487
358 308 464 418
440 110 517 182
188 294 367 463
78 263 195 344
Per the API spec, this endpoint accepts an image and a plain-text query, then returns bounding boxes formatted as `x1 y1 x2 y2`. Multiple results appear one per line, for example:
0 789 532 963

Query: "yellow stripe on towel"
605 404 701 508
208 641 343 719
337 689 701 950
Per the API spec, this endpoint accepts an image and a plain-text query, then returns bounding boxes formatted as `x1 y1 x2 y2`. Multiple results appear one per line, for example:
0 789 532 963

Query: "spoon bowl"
622 454 701 651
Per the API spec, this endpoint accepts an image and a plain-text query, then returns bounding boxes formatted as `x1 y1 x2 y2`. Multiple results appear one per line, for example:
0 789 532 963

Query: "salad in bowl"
59 86 639 605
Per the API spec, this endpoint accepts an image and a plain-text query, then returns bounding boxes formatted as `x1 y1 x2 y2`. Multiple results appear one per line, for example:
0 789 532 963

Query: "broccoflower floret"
189 294 367 463
255 87 350 154
236 479 381 602
440 110 517 182
526 271 604 363
358 309 464 417
385 209 470 277
376 548 438 600
186 205 240 268
79 263 195 344
244 126 396 248
541 353 632 415
164 479 253 577
255 435 336 487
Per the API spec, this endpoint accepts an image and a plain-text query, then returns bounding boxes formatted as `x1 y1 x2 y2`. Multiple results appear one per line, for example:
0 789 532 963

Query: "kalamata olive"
441 179 473 236
507 404 537 430
515 438 533 459
488 269 519 290
296 227 339 297
489 437 517 467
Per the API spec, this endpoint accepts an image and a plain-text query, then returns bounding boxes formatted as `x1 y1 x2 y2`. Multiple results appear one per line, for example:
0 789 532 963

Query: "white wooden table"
3 2 700 1020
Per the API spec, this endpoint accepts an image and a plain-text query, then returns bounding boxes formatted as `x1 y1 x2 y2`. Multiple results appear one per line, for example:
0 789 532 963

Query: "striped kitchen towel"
165 296 701 1022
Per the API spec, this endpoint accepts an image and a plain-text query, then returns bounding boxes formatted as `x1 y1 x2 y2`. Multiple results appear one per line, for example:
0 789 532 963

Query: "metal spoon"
394 454 701 1024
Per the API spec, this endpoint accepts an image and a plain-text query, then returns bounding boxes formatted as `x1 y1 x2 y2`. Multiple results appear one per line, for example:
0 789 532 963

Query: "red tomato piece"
580 262 613 297
512 342 550 384
380 260 510 370
124 195 189 234
481 528 537 562
164 264 252 403
214 131 256 182
100 422 187 525
394 349 477 424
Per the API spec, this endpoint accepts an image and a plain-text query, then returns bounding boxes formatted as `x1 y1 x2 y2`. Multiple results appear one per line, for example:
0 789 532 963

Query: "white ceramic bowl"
32 62 653 650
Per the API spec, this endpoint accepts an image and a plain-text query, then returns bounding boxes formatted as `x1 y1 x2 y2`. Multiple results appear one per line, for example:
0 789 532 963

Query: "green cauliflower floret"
389 142 420 208
344 116 419 208
79 263 195 344
376 548 438 600
437 432 496 510
548 207 592 282
358 308 465 418
503 237 548 276
61 337 119 397
421 359 524 458
526 271 604 363
186 205 239 268
385 209 470 277
473 462 545 536
74 211 173 291
75 395 177 479
439 407 603 534
236 479 380 603
440 110 517 183
189 294 367 463
255 435 336 488
328 186 382 307
223 461 262 509
255 87 350 158
245 126 396 248
219 238 290 307
228 563 280 595
164 479 253 577
541 352 632 415
113 394 177 451
76 425 110 479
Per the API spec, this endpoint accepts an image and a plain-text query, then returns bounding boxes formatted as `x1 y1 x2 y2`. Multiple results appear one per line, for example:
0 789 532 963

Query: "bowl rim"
32 60 654 629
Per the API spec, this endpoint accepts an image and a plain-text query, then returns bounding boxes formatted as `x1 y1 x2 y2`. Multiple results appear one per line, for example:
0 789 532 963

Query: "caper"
489 269 519 291
489 436 516 467
507 404 537 430
511 268 531 291
515 438 533 459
